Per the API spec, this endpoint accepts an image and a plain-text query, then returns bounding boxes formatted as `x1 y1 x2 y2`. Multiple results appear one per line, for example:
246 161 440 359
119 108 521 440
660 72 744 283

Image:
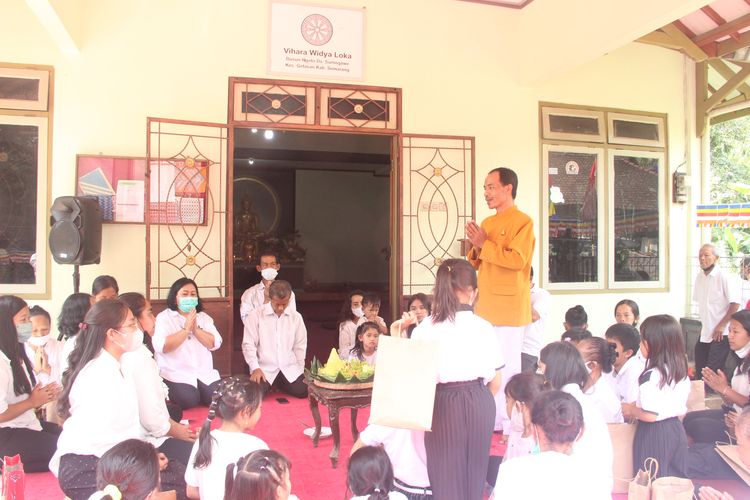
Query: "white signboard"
268 1 365 80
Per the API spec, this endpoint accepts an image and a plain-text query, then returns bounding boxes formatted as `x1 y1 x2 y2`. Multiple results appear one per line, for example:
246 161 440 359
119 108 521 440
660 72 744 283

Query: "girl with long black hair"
0 295 60 472
411 259 502 500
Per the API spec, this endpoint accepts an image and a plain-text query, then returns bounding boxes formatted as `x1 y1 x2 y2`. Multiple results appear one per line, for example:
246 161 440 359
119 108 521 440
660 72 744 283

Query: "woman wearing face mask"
153 278 223 410
52 299 187 499
339 289 365 358
119 292 196 466
684 309 750 444
25 305 64 386
0 295 60 472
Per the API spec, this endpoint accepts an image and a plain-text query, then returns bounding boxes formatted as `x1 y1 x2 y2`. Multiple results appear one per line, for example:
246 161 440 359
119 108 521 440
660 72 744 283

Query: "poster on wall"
268 1 365 80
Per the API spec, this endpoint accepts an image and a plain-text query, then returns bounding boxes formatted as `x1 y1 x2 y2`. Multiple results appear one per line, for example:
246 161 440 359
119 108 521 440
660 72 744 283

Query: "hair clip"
373 488 381 493
446 265 452 272
79 322 88 331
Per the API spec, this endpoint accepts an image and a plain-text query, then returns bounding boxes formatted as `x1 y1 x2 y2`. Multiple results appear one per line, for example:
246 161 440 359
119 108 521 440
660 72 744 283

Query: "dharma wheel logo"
301 14 333 46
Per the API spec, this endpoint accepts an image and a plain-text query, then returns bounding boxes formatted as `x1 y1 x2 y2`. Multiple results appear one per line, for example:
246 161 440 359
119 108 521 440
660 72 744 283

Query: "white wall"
0 0 698 343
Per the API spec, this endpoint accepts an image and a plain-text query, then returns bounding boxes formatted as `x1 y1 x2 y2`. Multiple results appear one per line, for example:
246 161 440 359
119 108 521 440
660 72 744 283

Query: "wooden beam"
697 60 709 137
711 105 750 125
701 6 741 42
637 30 684 51
673 19 696 38
708 59 750 98
716 30 750 57
695 12 750 45
662 24 709 61
704 64 750 111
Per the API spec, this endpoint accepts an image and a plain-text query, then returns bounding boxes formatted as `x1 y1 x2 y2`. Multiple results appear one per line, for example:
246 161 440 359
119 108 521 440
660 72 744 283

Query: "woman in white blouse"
52 299 187 499
119 292 196 466
0 295 59 472
153 278 222 410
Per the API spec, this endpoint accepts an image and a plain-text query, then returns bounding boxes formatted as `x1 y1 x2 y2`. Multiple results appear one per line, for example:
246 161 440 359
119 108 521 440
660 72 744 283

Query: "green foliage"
710 116 750 260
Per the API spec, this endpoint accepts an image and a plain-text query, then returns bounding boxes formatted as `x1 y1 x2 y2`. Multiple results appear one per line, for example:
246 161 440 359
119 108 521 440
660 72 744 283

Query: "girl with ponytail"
347 446 405 500
185 375 266 500
224 449 297 500
576 336 623 423
410 259 503 500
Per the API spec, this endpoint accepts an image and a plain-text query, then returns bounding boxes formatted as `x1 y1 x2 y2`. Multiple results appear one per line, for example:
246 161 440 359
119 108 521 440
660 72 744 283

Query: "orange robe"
467 206 535 327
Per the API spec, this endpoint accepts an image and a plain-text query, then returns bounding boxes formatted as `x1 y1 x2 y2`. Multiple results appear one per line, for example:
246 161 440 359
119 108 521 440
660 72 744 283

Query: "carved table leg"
329 405 341 468
351 408 360 442
309 394 322 448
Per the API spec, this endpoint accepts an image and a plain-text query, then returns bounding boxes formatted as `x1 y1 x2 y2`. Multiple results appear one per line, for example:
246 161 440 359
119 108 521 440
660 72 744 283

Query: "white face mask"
261 268 278 281
115 328 144 353
352 306 364 318
27 335 50 347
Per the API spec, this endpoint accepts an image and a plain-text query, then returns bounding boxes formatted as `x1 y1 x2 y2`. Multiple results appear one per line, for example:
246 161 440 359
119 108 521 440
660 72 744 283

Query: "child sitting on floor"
224 449 299 500
347 446 407 500
186 376 268 500
349 321 380 365
502 372 549 462
87 439 162 500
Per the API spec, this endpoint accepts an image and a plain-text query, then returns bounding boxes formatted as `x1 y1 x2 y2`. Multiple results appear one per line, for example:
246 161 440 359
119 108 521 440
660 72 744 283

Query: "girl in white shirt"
153 278 223 410
622 314 691 478
538 341 613 498
53 299 187 499
411 259 503 500
502 372 549 463
57 292 93 376
0 295 59 472
348 321 379 365
338 290 365 358
390 294 431 339
119 292 196 466
224 449 299 500
25 305 64 425
577 336 624 423
494 390 604 500
186 376 268 500
347 446 407 500
684 309 750 444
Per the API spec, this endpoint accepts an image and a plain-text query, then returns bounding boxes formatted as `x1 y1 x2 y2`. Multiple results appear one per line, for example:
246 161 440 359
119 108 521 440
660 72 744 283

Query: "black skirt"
633 416 688 478
424 379 495 500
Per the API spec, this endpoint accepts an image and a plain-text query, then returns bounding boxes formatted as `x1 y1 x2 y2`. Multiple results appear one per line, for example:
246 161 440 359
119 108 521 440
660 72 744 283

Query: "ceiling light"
248 158 255 165
264 130 274 140
251 128 258 133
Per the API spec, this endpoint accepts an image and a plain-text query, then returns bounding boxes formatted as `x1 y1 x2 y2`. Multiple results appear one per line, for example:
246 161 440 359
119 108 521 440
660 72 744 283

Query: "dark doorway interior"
231 128 392 369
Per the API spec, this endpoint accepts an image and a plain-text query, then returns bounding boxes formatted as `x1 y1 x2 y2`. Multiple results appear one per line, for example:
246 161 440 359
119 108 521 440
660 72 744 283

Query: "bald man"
693 243 741 384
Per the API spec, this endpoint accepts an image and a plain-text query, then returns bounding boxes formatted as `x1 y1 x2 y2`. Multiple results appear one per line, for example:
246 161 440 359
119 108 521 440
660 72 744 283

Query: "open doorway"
231 127 393 365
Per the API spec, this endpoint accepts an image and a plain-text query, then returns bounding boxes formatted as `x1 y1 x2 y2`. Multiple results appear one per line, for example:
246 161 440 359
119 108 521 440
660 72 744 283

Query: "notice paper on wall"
268 1 364 80
115 180 145 222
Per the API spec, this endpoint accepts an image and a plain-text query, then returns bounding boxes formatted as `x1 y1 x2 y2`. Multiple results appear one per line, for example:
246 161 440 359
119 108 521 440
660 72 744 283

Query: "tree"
709 115 750 261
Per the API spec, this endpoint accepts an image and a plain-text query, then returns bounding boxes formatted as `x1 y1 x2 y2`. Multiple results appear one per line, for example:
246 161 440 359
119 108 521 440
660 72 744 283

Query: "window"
540 104 667 291
0 64 52 298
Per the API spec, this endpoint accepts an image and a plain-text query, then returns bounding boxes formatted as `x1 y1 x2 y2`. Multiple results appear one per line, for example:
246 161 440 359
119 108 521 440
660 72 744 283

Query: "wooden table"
305 376 373 468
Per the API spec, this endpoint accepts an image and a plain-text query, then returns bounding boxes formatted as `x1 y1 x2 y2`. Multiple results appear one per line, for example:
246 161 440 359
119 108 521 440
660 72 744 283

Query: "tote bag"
368 336 439 431
651 476 694 500
608 422 637 493
628 457 657 500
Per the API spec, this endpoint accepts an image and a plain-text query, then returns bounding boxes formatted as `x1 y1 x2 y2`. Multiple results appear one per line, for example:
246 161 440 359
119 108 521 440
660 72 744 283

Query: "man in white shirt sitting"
240 251 296 325
242 280 308 398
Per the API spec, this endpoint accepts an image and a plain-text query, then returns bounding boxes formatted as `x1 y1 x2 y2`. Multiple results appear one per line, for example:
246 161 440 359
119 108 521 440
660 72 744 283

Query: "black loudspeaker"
49 196 102 265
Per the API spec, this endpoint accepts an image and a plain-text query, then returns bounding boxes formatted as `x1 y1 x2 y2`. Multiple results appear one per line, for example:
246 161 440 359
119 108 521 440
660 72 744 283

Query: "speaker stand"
73 264 80 294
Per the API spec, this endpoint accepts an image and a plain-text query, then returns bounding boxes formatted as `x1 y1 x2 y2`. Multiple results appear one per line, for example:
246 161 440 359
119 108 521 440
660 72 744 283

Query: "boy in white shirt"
357 292 387 335
239 251 296 324
242 280 308 398
605 323 645 403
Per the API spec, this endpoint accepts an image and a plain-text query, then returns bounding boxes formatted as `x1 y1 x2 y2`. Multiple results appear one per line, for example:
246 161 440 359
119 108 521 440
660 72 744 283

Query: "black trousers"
424 379 494 500
159 437 194 467
633 417 688 478
683 409 731 444
164 379 221 409
520 353 538 373
688 443 739 480
260 372 307 399
58 452 187 500
695 337 731 384
0 421 61 472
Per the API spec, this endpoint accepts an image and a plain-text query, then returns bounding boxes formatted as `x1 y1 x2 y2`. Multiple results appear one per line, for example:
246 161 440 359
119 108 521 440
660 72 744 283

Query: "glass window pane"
548 150 599 283
0 124 39 285
613 155 659 282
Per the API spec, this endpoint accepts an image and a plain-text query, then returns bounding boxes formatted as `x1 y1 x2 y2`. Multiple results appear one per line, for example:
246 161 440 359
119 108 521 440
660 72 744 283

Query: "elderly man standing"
693 243 741 384
466 167 535 431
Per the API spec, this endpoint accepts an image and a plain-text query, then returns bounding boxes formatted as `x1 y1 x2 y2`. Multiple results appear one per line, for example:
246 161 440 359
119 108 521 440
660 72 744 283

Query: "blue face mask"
178 296 199 313
16 322 33 343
